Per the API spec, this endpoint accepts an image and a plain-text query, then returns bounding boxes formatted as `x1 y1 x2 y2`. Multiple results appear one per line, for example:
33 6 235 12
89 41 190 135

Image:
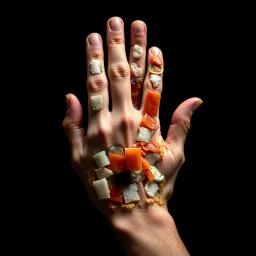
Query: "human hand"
62 16 203 220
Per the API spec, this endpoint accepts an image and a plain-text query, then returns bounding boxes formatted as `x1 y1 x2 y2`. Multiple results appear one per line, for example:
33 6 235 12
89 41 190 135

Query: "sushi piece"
149 74 161 88
130 63 143 77
95 167 113 179
149 166 165 182
137 127 153 143
91 95 103 111
90 59 102 74
123 183 140 203
145 153 161 165
133 44 143 58
144 180 159 197
93 150 110 167
93 178 110 200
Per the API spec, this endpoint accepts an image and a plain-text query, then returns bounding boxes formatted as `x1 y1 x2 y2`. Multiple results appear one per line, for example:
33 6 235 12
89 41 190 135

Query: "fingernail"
150 47 160 56
66 94 70 109
109 17 121 31
88 34 101 46
133 22 145 35
192 99 203 112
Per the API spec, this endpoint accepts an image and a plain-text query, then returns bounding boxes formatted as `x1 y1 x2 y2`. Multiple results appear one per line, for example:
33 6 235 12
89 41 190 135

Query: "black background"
20 5 243 256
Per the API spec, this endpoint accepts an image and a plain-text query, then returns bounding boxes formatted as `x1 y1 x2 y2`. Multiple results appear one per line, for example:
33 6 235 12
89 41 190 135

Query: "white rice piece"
145 153 161 165
137 127 152 143
93 151 110 167
95 167 113 179
133 44 143 58
130 170 145 183
130 63 143 77
123 183 140 203
91 95 103 111
93 178 110 200
149 74 161 88
149 166 165 182
90 59 102 74
144 180 159 197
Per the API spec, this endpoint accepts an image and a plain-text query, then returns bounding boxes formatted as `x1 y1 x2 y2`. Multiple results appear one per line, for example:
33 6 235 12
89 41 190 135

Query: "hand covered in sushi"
62 15 202 256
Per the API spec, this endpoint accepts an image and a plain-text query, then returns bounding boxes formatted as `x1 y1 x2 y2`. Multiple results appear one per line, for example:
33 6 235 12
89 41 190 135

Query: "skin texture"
62 16 202 256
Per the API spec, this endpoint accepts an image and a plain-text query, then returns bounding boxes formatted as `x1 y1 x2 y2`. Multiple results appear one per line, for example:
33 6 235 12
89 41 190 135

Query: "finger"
165 97 203 150
128 20 147 109
140 47 164 117
62 93 86 161
106 16 132 110
86 33 109 120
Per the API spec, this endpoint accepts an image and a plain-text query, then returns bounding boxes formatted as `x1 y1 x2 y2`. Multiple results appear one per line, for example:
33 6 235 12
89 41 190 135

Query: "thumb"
62 93 85 163
165 97 203 150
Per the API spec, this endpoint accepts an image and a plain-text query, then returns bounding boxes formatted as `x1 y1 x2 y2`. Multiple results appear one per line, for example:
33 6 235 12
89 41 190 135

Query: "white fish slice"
91 95 103 111
149 74 161 88
137 127 152 143
93 178 110 200
90 59 102 74
93 151 110 167
144 180 159 197
123 183 140 203
145 153 161 165
95 167 113 179
149 166 165 182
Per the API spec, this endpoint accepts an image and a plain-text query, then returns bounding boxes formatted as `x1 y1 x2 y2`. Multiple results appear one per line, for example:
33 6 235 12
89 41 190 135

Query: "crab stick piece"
125 148 142 171
108 153 126 173
140 113 157 130
143 90 161 117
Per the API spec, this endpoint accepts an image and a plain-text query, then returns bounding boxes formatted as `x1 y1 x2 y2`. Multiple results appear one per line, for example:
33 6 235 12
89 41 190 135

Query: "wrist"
109 204 189 256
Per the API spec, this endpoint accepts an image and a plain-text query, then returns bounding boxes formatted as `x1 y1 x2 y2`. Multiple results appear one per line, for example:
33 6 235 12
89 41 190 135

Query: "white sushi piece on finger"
123 183 140 203
145 153 161 165
144 180 159 197
130 170 145 183
90 59 102 74
150 166 165 182
93 178 110 200
93 151 110 167
149 74 161 88
133 44 143 58
131 63 143 77
91 95 103 111
95 167 113 179
137 127 153 143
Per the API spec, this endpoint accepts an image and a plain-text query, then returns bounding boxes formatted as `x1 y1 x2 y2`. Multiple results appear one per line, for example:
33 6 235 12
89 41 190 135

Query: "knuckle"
98 123 113 138
87 76 107 93
109 62 129 80
176 149 185 165
119 114 136 131
71 151 83 171
173 118 191 136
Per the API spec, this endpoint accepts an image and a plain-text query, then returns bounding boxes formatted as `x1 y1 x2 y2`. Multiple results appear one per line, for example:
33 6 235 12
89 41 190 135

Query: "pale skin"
62 16 203 256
